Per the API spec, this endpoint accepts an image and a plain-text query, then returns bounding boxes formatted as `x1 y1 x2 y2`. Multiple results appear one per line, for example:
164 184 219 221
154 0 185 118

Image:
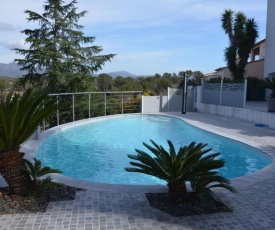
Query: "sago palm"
125 140 227 199
0 89 56 196
24 158 62 190
190 173 236 203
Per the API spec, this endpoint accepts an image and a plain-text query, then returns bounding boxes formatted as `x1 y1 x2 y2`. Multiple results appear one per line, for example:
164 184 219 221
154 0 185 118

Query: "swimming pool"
36 114 272 185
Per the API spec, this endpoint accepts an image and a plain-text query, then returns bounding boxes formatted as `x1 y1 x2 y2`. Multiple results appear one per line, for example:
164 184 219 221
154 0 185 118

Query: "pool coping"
21 112 275 194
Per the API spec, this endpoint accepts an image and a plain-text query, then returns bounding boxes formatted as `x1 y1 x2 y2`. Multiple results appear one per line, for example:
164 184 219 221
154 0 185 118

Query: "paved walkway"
1 112 275 230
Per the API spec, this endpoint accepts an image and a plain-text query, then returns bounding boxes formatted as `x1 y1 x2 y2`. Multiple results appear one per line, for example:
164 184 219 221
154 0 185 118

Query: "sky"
0 0 268 76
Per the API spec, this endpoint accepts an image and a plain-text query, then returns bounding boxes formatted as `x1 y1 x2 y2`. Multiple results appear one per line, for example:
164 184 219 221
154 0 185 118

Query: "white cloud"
119 50 177 59
0 0 268 74
0 22 15 31
0 39 25 49
0 0 267 29
79 0 266 28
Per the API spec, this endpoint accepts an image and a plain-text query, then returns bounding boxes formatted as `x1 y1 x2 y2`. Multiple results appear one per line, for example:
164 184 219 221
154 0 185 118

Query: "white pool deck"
0 104 275 230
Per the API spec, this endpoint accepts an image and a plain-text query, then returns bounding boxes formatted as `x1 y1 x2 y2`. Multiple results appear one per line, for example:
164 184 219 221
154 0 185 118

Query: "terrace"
0 108 274 230
1 0 275 228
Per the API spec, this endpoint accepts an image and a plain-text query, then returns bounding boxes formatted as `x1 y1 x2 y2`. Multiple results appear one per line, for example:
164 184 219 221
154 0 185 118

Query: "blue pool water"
36 115 272 185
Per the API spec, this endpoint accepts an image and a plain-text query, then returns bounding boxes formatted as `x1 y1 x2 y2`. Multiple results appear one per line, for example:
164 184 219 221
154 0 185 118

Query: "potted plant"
264 77 275 112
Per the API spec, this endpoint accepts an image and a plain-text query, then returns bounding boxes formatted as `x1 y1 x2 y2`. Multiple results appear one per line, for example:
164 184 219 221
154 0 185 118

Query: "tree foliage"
0 77 18 100
93 70 204 95
0 89 56 151
221 9 258 80
14 0 115 93
97 74 113 91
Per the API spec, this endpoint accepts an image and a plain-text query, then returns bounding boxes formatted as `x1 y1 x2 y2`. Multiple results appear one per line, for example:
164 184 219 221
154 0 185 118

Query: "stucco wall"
246 60 264 78
216 68 231 79
215 60 264 79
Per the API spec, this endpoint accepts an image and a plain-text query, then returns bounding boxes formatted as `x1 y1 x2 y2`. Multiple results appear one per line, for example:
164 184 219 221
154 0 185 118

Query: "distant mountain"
0 62 146 78
97 71 151 78
0 62 27 77
105 71 137 78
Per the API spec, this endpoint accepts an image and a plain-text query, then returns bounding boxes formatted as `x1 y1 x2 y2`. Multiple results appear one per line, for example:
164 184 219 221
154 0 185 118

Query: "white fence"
142 87 195 113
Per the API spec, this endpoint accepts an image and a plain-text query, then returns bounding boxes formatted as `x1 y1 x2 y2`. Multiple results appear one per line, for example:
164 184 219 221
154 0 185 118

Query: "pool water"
36 115 272 185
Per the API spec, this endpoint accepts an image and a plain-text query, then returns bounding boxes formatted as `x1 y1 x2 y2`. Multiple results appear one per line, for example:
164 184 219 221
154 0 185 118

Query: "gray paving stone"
1 113 275 229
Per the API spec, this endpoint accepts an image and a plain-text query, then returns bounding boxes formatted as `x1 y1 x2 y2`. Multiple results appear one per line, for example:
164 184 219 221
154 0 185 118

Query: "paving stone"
1 113 275 229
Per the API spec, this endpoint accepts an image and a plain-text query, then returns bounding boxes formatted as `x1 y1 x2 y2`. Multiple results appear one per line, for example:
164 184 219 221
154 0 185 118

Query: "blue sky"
0 0 267 75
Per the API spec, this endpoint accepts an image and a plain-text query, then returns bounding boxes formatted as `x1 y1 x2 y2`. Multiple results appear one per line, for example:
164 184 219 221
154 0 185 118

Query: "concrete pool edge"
20 112 275 193
163 112 275 190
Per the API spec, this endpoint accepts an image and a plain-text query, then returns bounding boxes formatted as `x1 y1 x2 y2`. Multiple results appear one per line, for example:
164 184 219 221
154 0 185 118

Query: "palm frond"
0 89 56 152
191 174 236 195
125 139 235 198
24 158 62 179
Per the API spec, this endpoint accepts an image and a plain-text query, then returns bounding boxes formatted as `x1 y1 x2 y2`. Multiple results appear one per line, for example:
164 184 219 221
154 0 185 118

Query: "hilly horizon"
0 62 145 78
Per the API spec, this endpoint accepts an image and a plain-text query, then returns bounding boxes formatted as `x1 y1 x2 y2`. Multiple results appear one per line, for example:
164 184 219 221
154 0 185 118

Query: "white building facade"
264 0 275 78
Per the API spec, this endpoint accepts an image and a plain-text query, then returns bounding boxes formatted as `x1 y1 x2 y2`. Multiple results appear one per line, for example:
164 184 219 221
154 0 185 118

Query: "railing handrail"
49 91 143 96
44 91 143 130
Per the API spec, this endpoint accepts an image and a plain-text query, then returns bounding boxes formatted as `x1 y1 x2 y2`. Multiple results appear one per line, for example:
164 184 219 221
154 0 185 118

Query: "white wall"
195 102 275 129
195 86 275 129
142 96 168 113
142 92 194 113
264 0 275 77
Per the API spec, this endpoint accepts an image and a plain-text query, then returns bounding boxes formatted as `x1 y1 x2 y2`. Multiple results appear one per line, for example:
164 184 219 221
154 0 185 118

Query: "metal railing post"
141 95 144 113
42 101 45 131
140 93 142 113
56 96 59 126
104 93 106 116
167 87 170 112
122 93 124 114
89 94 91 118
72 94 75 121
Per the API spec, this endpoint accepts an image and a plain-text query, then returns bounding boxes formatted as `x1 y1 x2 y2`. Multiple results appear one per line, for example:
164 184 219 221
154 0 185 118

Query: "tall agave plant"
125 140 234 199
0 89 56 196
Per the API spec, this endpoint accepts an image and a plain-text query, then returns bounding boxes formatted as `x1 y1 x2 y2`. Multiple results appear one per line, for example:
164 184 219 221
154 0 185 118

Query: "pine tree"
221 9 258 80
14 0 115 93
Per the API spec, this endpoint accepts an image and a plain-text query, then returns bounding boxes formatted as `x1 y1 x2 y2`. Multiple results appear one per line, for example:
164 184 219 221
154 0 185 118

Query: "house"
264 0 275 79
203 72 218 80
205 39 266 80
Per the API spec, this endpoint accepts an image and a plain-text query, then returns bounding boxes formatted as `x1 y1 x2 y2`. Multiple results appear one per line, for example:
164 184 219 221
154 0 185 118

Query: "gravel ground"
0 185 78 215
1 185 230 217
